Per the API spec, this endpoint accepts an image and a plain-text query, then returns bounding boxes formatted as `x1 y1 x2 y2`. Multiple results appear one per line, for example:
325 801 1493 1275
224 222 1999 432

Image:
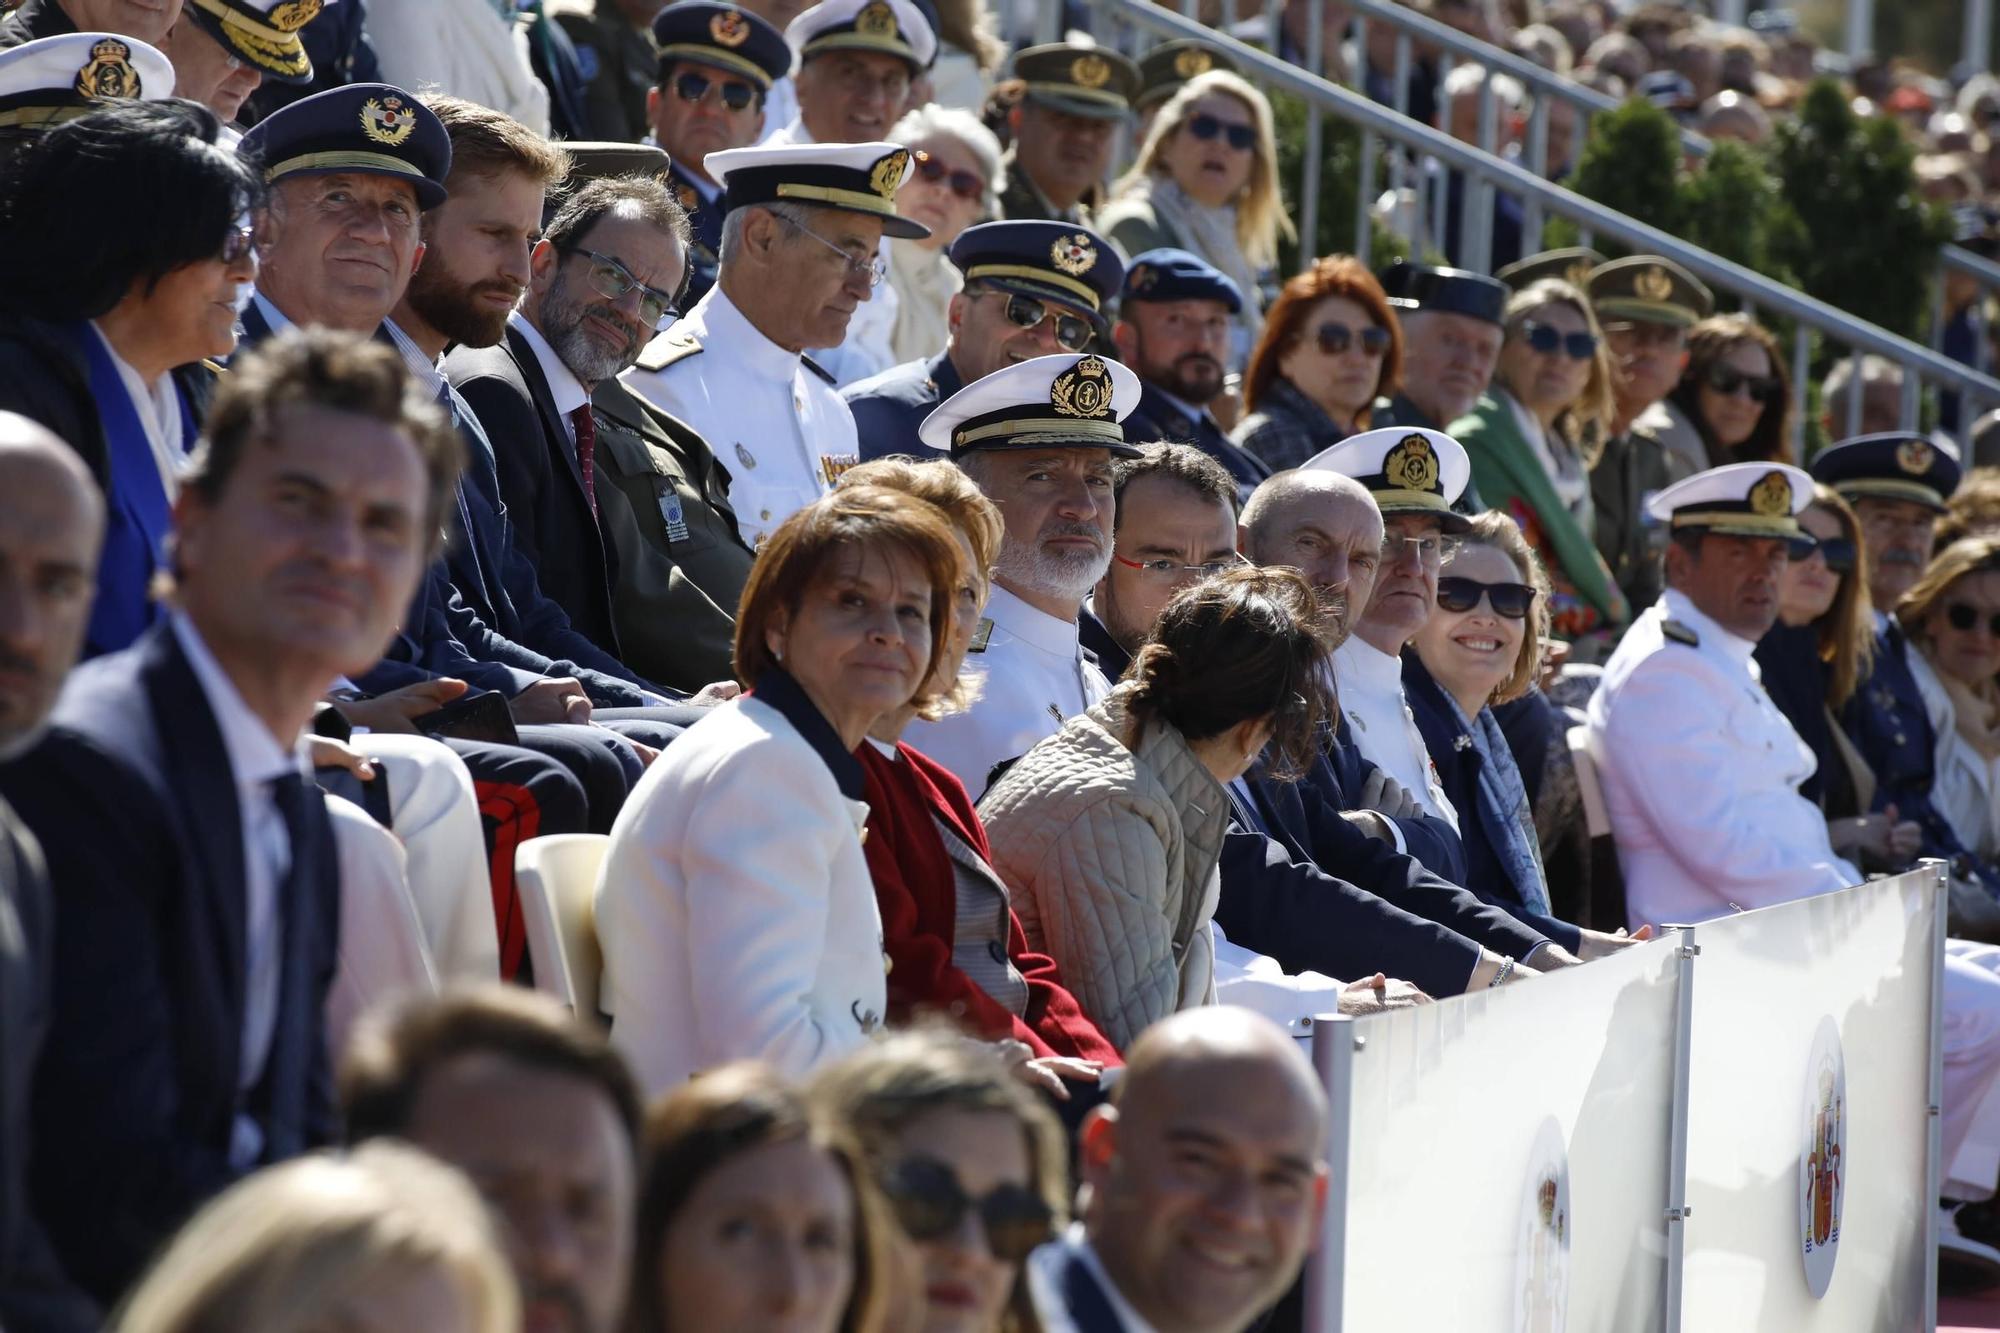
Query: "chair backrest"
514 834 610 1025
1566 724 1610 839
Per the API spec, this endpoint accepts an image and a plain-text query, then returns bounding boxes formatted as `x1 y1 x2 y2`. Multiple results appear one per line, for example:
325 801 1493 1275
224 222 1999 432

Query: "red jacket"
859 742 1122 1065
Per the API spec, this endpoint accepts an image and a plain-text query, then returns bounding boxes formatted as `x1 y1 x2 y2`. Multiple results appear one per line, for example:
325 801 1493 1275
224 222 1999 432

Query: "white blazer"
596 686 887 1096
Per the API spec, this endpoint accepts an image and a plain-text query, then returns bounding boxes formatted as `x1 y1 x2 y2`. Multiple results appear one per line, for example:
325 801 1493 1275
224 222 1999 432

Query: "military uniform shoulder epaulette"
799 354 837 386
632 328 703 374
1661 619 1700 647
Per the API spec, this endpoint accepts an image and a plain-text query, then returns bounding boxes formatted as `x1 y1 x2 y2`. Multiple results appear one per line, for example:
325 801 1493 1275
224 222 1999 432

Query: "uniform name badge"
658 488 690 544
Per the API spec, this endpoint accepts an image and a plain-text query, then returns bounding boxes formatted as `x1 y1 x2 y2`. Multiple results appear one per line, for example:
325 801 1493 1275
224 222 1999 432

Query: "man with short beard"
1113 248 1271 497
903 353 1143 799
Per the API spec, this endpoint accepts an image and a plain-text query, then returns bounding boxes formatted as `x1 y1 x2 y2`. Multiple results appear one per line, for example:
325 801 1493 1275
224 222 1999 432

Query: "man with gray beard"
903 353 1145 798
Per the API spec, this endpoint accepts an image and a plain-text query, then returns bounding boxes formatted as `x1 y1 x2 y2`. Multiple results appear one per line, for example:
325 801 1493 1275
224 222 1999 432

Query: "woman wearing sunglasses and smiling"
885 106 1004 365
1098 70 1292 369
1232 256 1403 471
1899 535 2000 866
813 1032 1068 1333
1452 278 1628 642
1663 314 1795 469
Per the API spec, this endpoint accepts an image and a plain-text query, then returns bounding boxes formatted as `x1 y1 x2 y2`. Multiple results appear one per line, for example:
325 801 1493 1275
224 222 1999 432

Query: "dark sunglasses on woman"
1186 112 1256 150
1947 602 2000 638
1314 321 1390 357
1704 364 1781 403
1436 575 1537 619
1798 536 1856 572
218 223 256 266
1518 321 1598 360
878 1156 1055 1264
673 70 757 111
987 287 1094 353
912 149 984 201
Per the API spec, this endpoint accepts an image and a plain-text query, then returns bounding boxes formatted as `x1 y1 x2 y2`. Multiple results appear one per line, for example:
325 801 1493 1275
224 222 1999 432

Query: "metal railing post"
1791 325 1811 461
1925 858 1948 1332
1663 924 1698 1332
1356 129 1377 268
1522 96 1548 253
1302 1014 1355 1333
1300 0 1324 269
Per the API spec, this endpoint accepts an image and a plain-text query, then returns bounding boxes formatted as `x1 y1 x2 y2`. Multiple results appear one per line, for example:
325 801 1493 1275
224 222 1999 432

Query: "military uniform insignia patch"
1071 54 1111 88
75 38 141 101
869 148 909 199
1173 48 1213 78
1049 356 1114 418
1634 264 1674 302
1750 469 1793 517
1050 233 1096 276
360 95 418 145
1384 434 1440 493
854 1 897 36
1896 437 1934 475
710 9 751 45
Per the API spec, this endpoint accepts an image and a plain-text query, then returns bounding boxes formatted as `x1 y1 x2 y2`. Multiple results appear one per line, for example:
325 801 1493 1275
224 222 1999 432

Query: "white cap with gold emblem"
0 33 173 129
707 139 932 239
918 353 1144 457
1301 425 1474 533
1645 460 1813 540
785 0 937 72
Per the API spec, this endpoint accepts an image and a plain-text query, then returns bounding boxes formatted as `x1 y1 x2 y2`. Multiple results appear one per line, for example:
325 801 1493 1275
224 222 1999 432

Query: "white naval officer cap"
0 33 173 130
786 0 938 70
1300 426 1474 533
708 139 932 240
1645 460 1813 540
918 353 1144 458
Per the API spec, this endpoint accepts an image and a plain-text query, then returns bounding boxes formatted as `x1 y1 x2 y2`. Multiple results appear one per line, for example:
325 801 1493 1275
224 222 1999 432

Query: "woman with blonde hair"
116 1143 517 1333
1097 70 1293 367
1451 277 1626 639
1899 534 2000 863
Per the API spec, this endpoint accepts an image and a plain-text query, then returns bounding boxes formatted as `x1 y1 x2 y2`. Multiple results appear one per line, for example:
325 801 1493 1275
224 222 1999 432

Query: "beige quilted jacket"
977 688 1229 1050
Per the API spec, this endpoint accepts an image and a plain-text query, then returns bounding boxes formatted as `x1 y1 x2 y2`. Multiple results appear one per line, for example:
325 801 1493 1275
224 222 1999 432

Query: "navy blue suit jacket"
0 624 339 1304
1122 382 1271 495
845 351 964 461
1315 712 1467 883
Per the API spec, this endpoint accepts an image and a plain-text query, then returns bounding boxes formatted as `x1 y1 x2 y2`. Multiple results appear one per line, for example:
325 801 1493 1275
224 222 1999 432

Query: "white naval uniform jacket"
621 285 860 549
1330 635 1460 830
1587 590 1860 929
594 675 887 1096
905 584 1112 800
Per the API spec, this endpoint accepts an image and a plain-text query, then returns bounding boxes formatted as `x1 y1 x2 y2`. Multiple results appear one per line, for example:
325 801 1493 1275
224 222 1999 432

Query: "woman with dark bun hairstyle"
977 566 1337 1049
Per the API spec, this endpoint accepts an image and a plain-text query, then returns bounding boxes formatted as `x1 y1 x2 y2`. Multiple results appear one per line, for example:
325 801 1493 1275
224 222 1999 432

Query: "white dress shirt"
1587 590 1859 928
906 584 1111 799
383 317 447 398
1330 636 1459 830
508 310 590 442
621 284 859 548
171 612 311 1169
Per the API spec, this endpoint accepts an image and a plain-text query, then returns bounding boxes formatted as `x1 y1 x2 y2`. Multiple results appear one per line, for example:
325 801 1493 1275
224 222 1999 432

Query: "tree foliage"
1269 89 1421 273
1545 96 1684 254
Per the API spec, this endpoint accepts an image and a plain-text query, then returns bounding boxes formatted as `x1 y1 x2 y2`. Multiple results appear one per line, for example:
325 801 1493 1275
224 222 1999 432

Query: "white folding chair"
1565 724 1611 839
514 833 610 1025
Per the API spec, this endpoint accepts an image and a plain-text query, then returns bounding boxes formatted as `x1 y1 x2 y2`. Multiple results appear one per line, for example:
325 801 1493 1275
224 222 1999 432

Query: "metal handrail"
1075 0 2000 436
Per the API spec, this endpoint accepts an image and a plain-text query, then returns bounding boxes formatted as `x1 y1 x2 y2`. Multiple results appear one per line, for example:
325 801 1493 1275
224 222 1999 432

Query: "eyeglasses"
1112 551 1247 581
983 287 1094 352
1946 602 2000 638
1705 363 1781 402
778 214 887 286
218 221 256 266
1186 112 1256 150
1385 533 1452 567
672 69 757 111
571 248 680 330
878 1156 1054 1265
1313 320 1390 357
912 149 984 201
1796 535 1856 572
1436 575 1537 618
1518 321 1598 360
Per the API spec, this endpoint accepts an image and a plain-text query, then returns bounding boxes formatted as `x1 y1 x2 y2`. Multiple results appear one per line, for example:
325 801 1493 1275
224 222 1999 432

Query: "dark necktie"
570 404 598 518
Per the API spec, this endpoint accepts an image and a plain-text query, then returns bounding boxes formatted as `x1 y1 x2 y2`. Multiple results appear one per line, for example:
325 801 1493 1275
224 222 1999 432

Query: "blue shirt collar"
752 667 865 801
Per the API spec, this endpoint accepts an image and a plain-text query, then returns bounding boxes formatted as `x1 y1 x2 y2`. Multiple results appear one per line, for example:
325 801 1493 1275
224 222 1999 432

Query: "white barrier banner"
1680 873 1940 1330
1332 933 1683 1331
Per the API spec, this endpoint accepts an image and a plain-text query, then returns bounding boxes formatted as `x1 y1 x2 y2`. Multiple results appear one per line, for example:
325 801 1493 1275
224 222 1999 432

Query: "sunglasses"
1704 364 1781 402
1436 575 1537 618
987 288 1094 352
912 149 984 201
1314 321 1391 357
572 248 680 330
878 1156 1054 1265
1947 602 2000 638
1186 112 1256 150
1517 321 1598 360
217 222 256 266
673 70 756 111
1797 536 1856 572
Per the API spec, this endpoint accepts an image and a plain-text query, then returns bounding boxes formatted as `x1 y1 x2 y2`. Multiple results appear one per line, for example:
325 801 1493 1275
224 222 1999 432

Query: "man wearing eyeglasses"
642 2 791 311
623 140 930 549
843 219 1123 460
1114 248 1271 500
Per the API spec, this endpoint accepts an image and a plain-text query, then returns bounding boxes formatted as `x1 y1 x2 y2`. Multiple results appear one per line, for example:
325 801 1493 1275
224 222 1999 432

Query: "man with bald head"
1029 1006 1328 1333
0 414 104 1331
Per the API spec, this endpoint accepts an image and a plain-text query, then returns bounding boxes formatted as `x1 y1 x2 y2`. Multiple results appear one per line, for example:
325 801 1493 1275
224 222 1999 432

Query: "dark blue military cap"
1121 247 1243 314
652 2 792 90
239 82 452 210
1809 433 1963 513
948 220 1123 322
1380 261 1506 326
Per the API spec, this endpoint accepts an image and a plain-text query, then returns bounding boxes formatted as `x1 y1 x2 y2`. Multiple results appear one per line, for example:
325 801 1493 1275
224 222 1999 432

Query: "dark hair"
190 328 464 559
544 174 692 254
628 1063 892 1333
1123 564 1335 779
1242 255 1402 430
339 987 643 1148
0 98 261 321
1668 313 1792 465
1111 443 1238 532
732 485 964 691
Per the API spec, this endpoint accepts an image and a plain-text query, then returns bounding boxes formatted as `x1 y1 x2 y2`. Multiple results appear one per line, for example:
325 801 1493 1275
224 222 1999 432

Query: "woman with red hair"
1231 256 1403 472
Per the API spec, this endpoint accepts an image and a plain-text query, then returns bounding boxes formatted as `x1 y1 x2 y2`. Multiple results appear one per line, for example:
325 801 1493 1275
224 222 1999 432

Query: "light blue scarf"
1447 692 1553 917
